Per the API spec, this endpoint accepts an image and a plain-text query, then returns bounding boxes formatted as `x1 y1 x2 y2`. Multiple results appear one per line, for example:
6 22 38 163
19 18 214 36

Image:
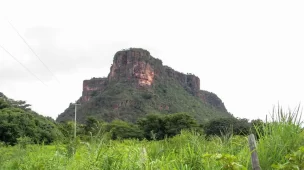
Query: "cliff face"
57 48 229 123
164 67 200 96
82 78 107 102
199 90 227 112
106 48 201 94
108 49 157 87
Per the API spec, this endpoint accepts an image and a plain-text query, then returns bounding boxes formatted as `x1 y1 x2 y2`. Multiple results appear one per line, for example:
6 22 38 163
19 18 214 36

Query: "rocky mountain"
56 48 231 123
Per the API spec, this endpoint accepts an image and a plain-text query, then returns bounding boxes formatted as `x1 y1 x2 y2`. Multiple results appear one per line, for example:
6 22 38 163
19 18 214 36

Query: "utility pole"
73 102 81 140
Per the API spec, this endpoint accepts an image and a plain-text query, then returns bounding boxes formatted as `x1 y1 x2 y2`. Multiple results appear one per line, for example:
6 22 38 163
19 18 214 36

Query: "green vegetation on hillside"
57 48 229 123
0 93 62 145
59 77 230 124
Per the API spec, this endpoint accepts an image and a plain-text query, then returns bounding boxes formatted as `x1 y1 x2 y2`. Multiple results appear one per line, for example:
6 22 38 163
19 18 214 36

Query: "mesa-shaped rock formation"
57 48 229 123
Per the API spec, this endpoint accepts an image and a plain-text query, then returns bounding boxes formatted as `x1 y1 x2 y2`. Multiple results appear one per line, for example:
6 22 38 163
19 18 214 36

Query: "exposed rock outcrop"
108 49 158 87
82 78 107 102
199 90 227 112
56 48 229 123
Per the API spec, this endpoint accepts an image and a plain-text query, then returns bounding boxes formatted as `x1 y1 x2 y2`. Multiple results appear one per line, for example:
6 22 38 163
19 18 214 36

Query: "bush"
17 136 33 149
164 113 199 137
84 116 102 136
142 93 152 99
0 95 62 145
204 117 251 137
272 146 304 169
137 114 166 140
137 113 199 140
0 108 62 145
105 120 144 140
256 105 304 169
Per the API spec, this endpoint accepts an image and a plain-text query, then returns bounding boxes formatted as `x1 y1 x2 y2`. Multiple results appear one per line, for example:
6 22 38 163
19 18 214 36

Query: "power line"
0 44 47 86
8 21 60 83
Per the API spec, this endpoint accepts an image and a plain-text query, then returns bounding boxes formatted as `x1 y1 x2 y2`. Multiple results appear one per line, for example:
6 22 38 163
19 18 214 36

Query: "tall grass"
0 105 303 169
256 105 304 169
0 131 250 170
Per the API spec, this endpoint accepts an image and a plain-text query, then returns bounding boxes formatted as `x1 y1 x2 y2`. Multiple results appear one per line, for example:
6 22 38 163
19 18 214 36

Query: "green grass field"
1 108 304 170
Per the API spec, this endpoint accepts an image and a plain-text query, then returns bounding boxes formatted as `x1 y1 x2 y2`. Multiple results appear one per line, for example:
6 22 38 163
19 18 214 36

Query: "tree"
0 108 62 145
137 114 166 140
0 93 62 145
0 98 10 110
164 113 198 137
105 120 143 140
204 117 251 137
84 116 101 135
137 113 199 140
7 99 31 111
57 121 75 139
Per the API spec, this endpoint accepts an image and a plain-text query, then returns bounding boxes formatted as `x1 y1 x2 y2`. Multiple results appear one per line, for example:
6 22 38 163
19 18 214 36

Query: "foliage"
57 113 199 142
272 146 304 169
57 121 75 142
163 112 199 137
250 119 265 139
2 92 304 169
203 117 251 137
104 120 144 140
142 93 152 100
137 113 199 140
137 114 166 140
0 93 62 145
255 105 304 169
0 131 252 170
57 71 230 124
0 111 303 170
17 136 33 149
0 93 31 111
0 107 62 145
8 99 32 111
0 98 10 109
84 116 102 136
203 153 246 170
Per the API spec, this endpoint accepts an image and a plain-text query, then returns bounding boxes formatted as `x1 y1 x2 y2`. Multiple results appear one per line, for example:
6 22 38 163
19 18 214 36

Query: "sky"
0 0 303 121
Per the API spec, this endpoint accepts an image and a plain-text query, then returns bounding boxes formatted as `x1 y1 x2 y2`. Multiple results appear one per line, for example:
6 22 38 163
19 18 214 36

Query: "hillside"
56 48 231 123
0 92 61 145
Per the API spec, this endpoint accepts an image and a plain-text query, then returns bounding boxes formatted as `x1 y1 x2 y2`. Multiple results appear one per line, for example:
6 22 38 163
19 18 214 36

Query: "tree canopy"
0 93 62 145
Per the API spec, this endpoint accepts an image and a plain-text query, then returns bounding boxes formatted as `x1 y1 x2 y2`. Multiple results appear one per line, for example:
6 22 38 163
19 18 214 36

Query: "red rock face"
133 62 154 86
82 78 107 102
82 48 201 104
108 48 155 87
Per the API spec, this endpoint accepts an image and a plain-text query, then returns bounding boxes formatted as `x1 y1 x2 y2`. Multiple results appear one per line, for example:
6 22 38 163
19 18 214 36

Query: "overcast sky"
0 0 303 121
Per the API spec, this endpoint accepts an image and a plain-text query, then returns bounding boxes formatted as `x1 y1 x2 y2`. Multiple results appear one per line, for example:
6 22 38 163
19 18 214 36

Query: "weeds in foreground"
272 146 304 169
0 105 303 170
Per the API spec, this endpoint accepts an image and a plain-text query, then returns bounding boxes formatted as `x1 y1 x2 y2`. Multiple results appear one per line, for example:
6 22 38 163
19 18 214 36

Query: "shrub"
0 108 62 145
17 136 33 149
137 114 165 140
137 113 199 140
204 117 251 137
105 120 144 140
